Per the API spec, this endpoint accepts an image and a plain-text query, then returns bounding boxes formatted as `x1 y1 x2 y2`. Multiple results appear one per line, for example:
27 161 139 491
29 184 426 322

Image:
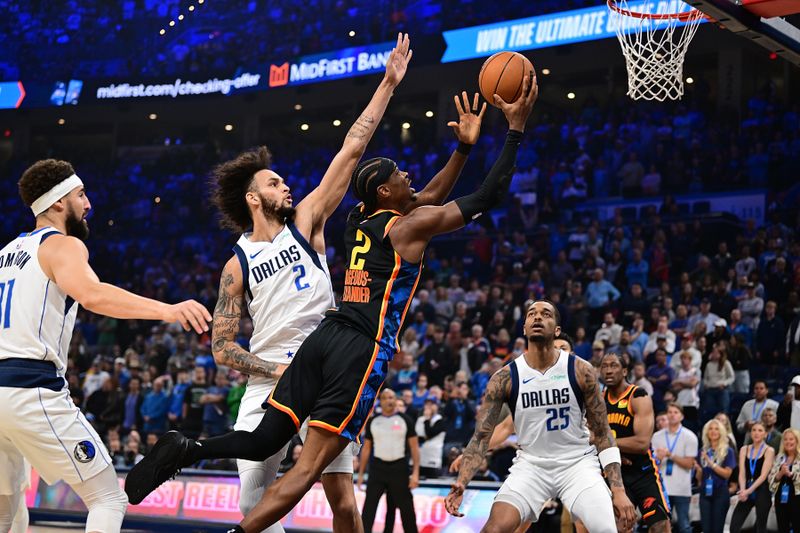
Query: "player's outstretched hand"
448 92 486 146
384 33 412 87
449 454 463 473
165 300 212 333
494 72 538 132
444 482 466 517
612 487 636 533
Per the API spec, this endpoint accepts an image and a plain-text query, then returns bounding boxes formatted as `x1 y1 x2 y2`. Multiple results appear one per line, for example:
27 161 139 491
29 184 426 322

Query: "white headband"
30 174 84 216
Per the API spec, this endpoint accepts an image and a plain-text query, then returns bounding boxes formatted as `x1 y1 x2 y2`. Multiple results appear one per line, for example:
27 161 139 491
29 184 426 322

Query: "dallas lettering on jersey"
342 269 371 303
608 412 632 428
250 245 301 284
1 250 32 270
521 387 570 408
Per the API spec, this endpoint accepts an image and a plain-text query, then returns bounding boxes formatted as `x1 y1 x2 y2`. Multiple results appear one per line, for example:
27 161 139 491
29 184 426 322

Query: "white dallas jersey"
508 350 595 464
0 227 77 374
234 223 334 382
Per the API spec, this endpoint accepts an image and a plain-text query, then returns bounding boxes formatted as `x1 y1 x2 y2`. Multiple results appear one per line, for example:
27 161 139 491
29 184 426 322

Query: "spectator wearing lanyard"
695 419 736 533
736 380 779 437
730 422 776 533
768 428 800 533
652 403 698 533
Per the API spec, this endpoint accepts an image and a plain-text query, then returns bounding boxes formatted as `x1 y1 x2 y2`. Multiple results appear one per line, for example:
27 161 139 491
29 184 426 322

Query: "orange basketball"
478 51 535 108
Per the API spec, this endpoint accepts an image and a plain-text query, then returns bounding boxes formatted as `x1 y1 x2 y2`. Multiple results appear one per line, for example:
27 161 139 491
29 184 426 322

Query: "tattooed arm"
211 257 286 380
298 33 412 228
575 357 636 530
445 366 511 517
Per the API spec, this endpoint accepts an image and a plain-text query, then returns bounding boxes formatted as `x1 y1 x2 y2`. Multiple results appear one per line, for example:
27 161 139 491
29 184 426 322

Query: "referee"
358 388 420 533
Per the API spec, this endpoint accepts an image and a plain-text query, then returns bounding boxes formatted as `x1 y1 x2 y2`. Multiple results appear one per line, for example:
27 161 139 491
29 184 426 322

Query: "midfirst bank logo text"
269 43 393 87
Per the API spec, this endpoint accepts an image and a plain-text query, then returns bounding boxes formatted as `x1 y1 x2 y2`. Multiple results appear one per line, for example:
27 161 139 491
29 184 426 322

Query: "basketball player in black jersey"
125 58 538 533
601 352 671 533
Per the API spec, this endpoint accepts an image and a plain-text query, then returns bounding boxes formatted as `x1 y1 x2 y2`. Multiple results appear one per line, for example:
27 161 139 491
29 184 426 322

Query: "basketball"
478 51 535 107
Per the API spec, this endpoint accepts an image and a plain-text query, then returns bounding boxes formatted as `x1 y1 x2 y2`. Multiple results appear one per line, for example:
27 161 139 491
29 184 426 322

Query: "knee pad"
72 466 127 533
237 458 286 533
237 466 268 517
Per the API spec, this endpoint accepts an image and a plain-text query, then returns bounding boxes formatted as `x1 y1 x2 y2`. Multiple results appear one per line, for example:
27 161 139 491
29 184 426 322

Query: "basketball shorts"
495 451 611 524
0 359 112 488
237 379 358 474
267 319 391 442
622 460 671 526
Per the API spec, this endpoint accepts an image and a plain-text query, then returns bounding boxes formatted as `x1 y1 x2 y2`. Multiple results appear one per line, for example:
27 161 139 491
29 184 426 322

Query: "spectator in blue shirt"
202 371 231 437
141 376 170 435
168 368 191 429
587 268 622 309
625 249 650 288
729 308 753 348
587 268 621 326
470 358 503 404
696 419 737 533
391 353 419 392
669 304 691 336
647 348 675 412
443 382 476 447
121 376 144 436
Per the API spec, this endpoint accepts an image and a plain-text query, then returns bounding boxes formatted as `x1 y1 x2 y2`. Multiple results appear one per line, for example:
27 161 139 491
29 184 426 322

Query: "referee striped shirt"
364 412 415 462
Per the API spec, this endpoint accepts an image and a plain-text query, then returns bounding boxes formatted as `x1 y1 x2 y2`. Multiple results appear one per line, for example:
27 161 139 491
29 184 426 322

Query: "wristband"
599 447 622 468
456 142 473 155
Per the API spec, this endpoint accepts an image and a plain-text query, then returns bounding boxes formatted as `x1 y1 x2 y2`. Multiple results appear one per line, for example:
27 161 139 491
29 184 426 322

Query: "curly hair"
209 146 273 232
18 159 75 207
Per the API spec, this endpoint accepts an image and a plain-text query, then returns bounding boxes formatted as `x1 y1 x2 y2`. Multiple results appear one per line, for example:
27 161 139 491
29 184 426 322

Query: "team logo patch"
618 399 629 409
643 496 656 509
74 441 96 463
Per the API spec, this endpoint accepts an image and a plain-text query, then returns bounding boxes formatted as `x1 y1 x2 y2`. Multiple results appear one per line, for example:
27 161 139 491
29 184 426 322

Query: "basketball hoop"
608 0 705 101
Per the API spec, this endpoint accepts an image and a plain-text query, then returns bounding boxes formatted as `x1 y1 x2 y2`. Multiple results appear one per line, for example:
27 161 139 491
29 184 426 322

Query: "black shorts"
622 459 671 527
266 319 391 442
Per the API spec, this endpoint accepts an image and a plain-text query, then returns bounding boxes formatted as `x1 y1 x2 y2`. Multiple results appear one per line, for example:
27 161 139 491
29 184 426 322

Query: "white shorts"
234 381 359 475
495 451 610 523
0 387 112 488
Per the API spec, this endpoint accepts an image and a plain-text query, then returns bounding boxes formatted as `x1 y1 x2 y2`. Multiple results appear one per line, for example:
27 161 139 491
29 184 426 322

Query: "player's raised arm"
210 257 287 380
41 234 211 333
298 33 412 227
575 357 636 530
404 92 486 210
390 74 536 264
445 366 511 517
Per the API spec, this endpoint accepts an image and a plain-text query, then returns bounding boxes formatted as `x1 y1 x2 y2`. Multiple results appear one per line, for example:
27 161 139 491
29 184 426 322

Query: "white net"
608 0 704 101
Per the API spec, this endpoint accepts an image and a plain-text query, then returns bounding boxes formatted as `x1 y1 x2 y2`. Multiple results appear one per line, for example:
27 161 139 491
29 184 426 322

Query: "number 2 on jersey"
292 265 310 291
349 230 371 270
545 406 570 431
0 279 15 328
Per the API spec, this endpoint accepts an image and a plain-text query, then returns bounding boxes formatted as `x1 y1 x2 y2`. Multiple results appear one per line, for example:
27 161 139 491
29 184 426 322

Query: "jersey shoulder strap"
231 245 252 300
508 361 520 418
567 354 584 411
